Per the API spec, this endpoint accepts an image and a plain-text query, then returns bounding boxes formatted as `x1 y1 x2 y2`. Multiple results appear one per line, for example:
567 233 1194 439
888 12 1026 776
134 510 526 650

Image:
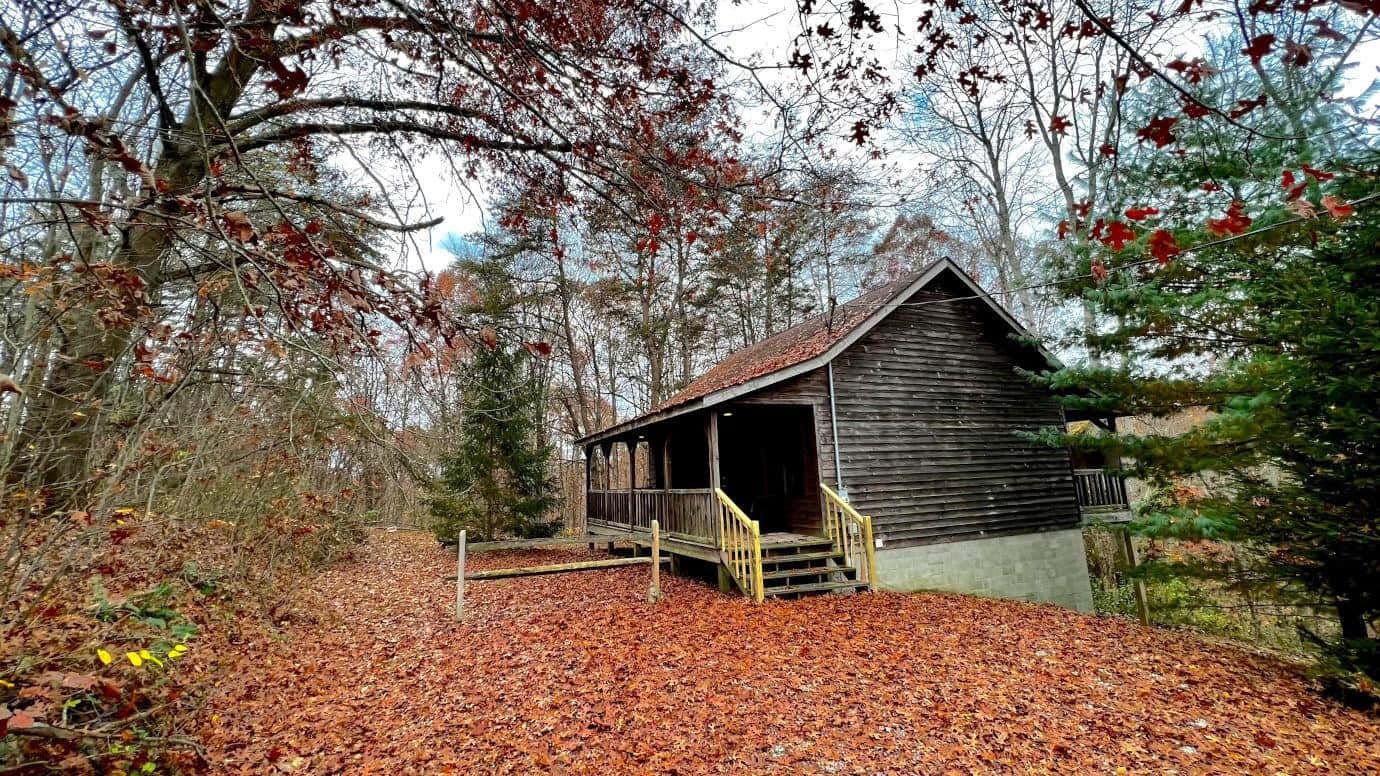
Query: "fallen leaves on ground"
195 530 1380 774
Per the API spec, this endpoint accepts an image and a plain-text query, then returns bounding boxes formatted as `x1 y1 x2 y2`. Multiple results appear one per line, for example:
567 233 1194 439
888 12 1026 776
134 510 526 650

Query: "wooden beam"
1120 529 1151 625
661 431 672 490
707 411 721 489
647 520 662 604
467 535 631 553
584 447 593 529
648 433 663 489
599 441 614 489
455 530 466 621
455 556 667 581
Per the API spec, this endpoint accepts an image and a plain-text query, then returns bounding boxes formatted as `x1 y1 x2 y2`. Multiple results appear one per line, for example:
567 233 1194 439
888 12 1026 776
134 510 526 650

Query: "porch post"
583 444 592 530
707 411 722 547
647 434 662 489
627 439 637 531
1120 529 1151 626
660 432 672 491
599 441 614 491
707 411 721 490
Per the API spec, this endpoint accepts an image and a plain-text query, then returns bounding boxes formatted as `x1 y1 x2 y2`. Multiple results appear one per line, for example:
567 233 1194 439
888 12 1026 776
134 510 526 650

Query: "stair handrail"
821 484 878 591
714 488 764 602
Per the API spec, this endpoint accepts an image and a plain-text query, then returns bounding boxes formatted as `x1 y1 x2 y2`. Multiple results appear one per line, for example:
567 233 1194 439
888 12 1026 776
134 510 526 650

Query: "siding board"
731 281 1079 546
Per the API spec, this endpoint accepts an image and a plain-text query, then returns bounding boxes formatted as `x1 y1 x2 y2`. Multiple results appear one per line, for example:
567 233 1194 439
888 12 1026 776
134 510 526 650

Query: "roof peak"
578 260 952 445
577 258 1059 446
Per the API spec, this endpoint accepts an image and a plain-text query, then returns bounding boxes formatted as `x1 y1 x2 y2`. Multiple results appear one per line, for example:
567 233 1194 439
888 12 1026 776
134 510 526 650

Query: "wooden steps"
749 533 867 598
759 533 834 551
764 580 865 598
762 564 855 580
761 550 841 565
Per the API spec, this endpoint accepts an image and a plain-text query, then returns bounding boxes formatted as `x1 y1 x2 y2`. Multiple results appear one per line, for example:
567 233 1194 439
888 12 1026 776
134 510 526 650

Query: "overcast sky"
381 1 1379 274
383 0 807 272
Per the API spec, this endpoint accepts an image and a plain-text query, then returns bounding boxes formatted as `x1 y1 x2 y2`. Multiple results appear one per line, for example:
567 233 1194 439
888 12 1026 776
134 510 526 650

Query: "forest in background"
1 0 1378 769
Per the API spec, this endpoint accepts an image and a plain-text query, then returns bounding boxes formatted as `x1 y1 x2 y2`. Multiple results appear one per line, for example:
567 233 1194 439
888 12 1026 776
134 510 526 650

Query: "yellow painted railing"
821 484 877 591
714 488 764 602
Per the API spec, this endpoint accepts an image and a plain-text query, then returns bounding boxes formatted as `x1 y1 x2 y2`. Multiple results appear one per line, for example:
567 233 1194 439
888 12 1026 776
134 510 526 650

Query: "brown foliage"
0 514 363 772
195 531 1380 774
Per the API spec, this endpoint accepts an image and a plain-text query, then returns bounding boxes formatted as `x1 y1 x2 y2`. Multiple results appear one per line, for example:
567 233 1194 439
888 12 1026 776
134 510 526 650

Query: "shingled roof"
650 271 923 413
577 257 1057 446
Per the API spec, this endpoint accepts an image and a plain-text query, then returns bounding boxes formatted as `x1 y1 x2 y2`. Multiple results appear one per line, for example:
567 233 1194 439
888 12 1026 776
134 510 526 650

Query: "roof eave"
574 396 708 447
576 261 951 447
575 257 1066 448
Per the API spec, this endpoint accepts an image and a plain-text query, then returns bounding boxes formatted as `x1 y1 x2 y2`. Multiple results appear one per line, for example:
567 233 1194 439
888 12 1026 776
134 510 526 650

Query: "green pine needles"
429 252 558 544
1041 188 1380 694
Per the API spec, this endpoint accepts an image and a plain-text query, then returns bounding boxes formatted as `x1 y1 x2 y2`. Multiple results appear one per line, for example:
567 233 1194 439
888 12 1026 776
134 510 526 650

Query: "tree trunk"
19 212 176 497
1338 598 1370 641
14 4 274 499
553 249 591 436
674 231 694 386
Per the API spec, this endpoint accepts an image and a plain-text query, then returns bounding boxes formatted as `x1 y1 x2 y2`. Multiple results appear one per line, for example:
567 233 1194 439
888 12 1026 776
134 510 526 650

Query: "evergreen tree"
429 250 557 543
1049 196 1380 677
1037 9 1379 691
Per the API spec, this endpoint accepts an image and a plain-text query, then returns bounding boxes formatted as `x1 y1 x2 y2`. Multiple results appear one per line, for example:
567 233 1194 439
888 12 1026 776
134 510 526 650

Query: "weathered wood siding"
739 275 1079 548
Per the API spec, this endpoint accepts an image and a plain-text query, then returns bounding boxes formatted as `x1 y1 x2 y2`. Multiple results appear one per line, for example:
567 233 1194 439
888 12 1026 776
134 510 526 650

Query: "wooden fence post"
456 530 466 622
647 520 662 604
1120 528 1150 626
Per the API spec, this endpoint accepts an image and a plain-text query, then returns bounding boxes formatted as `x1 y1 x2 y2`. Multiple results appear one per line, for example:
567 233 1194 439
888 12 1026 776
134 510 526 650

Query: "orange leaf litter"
196 531 1380 774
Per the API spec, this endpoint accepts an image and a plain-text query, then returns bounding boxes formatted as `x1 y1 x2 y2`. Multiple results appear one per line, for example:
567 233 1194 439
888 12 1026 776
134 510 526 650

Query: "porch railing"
714 488 764 602
1073 468 1130 511
821 484 877 591
587 489 716 543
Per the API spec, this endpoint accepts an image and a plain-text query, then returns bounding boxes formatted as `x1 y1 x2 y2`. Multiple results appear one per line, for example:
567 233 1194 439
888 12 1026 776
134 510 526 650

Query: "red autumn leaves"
1136 116 1180 149
1320 196 1354 220
1131 7 1340 150
1147 229 1181 265
1206 202 1252 237
1242 33 1276 65
1072 205 1178 281
1278 166 1353 220
1072 157 1353 283
193 531 1380 775
1100 221 1137 252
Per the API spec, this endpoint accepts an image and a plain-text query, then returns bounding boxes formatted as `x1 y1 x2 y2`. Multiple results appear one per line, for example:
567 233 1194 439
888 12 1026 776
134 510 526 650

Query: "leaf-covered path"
196 531 1379 774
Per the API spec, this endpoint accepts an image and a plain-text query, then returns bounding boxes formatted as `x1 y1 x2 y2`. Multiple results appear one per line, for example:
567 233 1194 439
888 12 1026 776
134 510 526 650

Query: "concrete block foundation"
874 528 1093 611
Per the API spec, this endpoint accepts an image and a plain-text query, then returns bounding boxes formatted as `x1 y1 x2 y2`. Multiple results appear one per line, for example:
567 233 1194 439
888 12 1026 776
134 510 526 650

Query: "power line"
4 158 1375 326
874 190 1380 313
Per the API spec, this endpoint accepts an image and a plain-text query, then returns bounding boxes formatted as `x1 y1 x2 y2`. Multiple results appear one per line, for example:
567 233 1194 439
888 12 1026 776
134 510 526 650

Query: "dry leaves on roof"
646 273 923 415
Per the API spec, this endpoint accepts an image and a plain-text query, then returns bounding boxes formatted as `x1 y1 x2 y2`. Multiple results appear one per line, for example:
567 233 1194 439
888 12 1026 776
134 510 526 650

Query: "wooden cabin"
576 258 1127 609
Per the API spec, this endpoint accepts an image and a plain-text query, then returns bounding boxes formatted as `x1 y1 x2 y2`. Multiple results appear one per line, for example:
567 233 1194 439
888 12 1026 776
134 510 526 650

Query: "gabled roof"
577 257 1061 446
650 271 921 413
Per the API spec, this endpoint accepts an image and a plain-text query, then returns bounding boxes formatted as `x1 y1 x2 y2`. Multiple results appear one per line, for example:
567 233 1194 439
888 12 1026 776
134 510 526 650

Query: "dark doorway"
665 416 709 489
717 405 822 535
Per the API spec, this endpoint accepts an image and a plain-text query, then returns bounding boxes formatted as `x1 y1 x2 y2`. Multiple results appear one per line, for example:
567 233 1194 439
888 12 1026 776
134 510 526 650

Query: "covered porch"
581 404 875 600
584 404 825 542
1064 415 1135 522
